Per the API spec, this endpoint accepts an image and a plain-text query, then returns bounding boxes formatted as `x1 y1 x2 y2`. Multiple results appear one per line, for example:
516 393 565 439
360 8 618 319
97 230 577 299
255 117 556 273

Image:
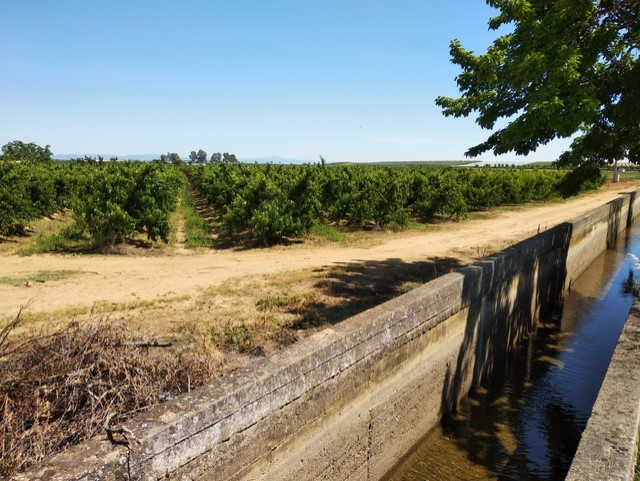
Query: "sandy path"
0 183 637 318
173 195 189 256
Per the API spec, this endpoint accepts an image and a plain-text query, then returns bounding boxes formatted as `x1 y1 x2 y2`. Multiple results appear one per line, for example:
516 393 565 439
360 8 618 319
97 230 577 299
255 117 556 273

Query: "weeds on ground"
210 325 256 353
17 221 86 255
0 312 221 477
194 257 461 353
306 223 386 249
309 224 347 244
0 269 85 287
180 183 213 248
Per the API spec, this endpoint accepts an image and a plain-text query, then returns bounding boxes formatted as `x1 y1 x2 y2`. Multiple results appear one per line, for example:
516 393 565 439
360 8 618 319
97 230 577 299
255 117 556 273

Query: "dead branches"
0 308 24 359
0 317 221 477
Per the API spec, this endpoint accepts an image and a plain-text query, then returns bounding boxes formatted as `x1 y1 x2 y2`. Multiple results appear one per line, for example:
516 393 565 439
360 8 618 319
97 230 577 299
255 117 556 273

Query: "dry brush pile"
0 312 221 477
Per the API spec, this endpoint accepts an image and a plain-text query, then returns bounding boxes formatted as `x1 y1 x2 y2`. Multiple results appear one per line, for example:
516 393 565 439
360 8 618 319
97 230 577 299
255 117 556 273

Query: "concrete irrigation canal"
385 208 640 480
16 191 640 481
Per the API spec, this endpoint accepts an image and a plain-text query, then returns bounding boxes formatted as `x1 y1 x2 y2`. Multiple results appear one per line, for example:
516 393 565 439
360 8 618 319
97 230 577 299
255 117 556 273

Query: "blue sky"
0 1 572 162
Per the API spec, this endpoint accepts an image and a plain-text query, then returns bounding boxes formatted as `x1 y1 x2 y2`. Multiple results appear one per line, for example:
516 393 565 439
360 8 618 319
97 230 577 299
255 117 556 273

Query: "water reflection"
385 225 640 481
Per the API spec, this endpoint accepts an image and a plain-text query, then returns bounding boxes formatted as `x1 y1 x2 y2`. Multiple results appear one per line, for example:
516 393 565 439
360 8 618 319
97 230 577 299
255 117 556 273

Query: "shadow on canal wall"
440 223 572 417
15 190 640 481
440 191 638 419
437 190 640 481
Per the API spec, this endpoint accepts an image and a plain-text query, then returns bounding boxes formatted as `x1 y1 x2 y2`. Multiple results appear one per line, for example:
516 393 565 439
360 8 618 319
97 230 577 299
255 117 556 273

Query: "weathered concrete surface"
566 299 640 481
10 441 129 481
13 189 640 481
564 195 630 291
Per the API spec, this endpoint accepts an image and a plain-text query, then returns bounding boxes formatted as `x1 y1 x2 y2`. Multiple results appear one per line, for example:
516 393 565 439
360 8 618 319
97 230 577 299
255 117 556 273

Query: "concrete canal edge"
13 189 640 481
566 299 640 481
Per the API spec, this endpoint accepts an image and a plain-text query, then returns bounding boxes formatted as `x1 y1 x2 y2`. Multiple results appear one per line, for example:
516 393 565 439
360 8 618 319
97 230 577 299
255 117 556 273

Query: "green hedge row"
72 163 183 243
0 162 75 235
0 161 183 243
186 163 605 244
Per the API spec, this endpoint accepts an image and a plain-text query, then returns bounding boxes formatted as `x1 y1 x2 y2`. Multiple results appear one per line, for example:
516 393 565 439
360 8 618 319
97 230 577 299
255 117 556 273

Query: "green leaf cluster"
0 163 74 235
72 163 182 244
436 0 639 164
1 140 53 163
190 163 321 244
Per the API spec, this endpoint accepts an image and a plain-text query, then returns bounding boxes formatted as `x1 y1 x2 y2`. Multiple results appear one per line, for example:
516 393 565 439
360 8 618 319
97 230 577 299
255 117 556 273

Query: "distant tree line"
159 150 239 165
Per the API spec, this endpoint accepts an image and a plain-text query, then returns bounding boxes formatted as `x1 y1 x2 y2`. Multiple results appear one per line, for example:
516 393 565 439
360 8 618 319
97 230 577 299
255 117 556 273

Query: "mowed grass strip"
180 183 213 248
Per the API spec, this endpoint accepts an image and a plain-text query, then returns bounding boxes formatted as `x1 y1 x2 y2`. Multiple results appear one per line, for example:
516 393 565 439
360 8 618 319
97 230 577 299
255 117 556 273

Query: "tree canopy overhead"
436 0 639 165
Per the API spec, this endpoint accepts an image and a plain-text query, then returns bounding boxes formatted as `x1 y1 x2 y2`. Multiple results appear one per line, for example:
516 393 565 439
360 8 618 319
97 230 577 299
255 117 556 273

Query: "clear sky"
0 0 571 162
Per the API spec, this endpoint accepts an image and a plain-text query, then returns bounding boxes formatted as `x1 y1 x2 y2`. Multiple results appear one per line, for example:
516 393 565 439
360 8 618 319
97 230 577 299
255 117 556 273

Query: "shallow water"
385 224 640 481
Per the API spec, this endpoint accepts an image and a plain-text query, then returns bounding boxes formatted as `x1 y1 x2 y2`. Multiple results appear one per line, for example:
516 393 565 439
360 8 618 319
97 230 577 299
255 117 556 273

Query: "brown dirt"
172 195 189 256
0 182 637 321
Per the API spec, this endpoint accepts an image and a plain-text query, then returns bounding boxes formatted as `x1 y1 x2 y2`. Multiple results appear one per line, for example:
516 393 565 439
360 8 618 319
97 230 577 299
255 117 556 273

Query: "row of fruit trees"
0 154 604 245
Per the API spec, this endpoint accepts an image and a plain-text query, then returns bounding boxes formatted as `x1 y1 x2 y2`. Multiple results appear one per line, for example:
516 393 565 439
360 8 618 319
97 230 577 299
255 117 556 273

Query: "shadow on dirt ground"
290 256 463 329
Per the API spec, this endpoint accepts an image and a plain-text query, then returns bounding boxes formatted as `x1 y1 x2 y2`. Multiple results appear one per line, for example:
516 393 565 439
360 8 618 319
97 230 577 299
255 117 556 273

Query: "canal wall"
564 191 636 290
15 189 640 481
566 299 640 481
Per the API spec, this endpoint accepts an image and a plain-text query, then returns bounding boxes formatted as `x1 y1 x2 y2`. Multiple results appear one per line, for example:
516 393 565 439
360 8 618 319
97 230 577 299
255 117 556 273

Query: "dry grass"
0 255 463 477
0 311 225 477
0 213 75 255
169 256 463 353
0 269 86 287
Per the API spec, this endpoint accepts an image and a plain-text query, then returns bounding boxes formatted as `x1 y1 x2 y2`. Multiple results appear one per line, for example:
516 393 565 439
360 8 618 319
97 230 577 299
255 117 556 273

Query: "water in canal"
385 223 640 481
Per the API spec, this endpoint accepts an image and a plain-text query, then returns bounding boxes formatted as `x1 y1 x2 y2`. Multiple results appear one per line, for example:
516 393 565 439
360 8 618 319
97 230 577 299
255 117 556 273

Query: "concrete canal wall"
15 189 640 481
566 298 640 481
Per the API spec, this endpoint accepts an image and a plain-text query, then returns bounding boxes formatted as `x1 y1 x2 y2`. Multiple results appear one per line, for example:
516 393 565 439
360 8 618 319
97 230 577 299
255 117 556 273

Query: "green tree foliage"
0 160 182 243
0 163 32 234
210 152 222 163
185 163 590 244
214 165 318 244
222 152 238 163
73 163 182 244
0 160 603 246
0 163 75 235
1 140 53 163
436 0 639 165
413 170 467 220
161 152 182 165
188 150 208 163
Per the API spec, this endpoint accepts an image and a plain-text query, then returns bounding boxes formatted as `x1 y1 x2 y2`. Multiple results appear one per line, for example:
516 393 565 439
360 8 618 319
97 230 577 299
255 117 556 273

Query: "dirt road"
1 183 637 319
